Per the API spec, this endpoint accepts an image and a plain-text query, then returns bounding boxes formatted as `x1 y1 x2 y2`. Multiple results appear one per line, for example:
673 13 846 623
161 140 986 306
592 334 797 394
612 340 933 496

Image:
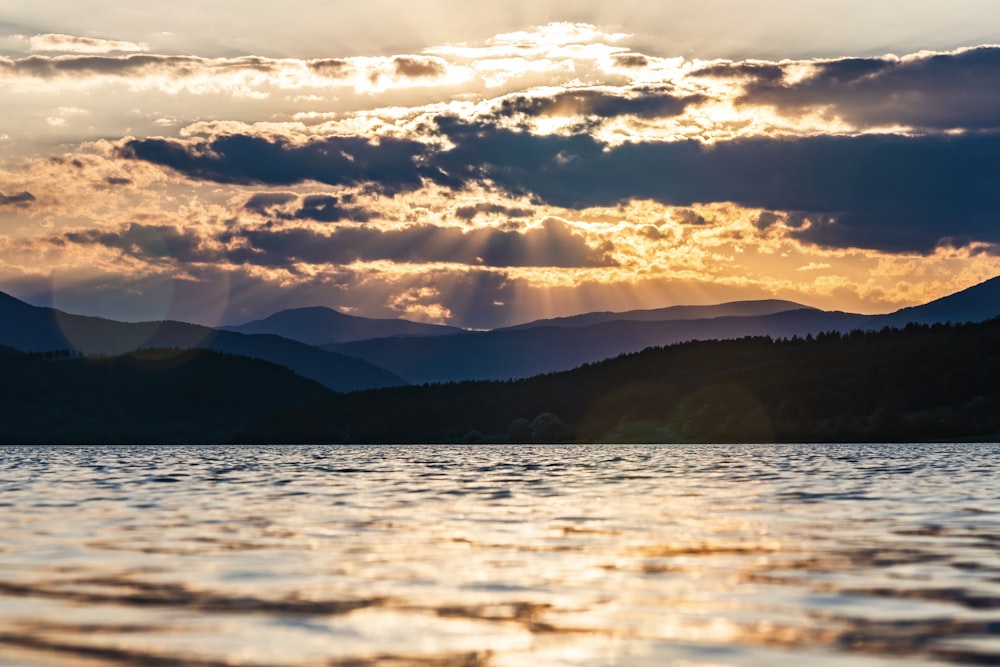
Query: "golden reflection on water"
0 444 998 666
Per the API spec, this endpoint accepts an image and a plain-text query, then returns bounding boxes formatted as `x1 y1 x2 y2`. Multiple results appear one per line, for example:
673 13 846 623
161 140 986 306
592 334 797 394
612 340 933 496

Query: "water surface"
1 444 998 666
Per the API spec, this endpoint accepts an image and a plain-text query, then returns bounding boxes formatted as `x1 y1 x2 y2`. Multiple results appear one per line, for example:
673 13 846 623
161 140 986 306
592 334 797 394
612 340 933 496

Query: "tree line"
238 319 1000 443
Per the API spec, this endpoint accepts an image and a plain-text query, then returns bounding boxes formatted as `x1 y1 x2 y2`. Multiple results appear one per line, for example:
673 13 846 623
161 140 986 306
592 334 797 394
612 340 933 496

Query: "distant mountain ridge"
0 292 404 392
498 299 813 330
325 277 1000 384
222 306 462 345
325 308 872 384
241 316 1000 444
3 275 998 392
872 275 1000 328
2 277 999 444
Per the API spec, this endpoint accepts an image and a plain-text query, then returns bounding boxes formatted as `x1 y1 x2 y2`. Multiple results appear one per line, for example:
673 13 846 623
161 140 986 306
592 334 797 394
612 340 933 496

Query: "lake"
1 444 998 666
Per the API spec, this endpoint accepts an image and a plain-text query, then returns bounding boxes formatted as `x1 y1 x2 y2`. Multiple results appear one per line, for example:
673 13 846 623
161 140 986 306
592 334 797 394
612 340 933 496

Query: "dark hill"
0 292 404 392
875 275 1000 327
326 309 872 384
499 299 812 330
0 343 21 360
241 318 1000 444
222 306 462 345
0 348 335 444
325 277 1000 385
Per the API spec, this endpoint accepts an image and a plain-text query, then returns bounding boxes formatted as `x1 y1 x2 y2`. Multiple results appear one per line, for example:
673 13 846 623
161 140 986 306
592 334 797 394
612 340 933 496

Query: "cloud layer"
4 22 1000 326
121 134 431 193
28 33 146 54
122 116 1000 253
60 217 614 269
727 47 1000 131
0 190 35 206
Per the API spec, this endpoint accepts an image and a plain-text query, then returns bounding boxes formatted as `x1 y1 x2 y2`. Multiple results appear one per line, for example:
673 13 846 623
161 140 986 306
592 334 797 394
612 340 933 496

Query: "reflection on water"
0 444 998 666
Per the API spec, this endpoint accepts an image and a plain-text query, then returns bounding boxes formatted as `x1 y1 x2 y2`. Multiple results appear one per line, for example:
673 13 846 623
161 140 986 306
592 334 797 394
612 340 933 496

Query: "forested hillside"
241 319 1000 443
0 348 333 444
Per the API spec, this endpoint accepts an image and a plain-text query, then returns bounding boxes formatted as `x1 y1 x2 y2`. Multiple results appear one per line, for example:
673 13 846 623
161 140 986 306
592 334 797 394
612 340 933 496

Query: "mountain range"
2 275 1000 443
2 275 999 391
0 292 402 392
320 276 1000 384
221 306 461 345
496 299 813 330
240 316 1000 444
323 307 871 384
0 346 332 444
871 277 1000 328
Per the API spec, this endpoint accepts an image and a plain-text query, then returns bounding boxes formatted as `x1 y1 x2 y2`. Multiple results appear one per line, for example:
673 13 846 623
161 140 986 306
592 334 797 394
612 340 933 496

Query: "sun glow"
0 20 997 325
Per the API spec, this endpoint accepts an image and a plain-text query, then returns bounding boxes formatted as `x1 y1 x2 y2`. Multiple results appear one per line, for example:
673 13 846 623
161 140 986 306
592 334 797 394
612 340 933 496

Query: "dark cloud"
64 217 613 269
29 33 144 54
432 119 1000 253
64 223 210 263
729 47 1000 131
613 54 649 68
695 61 786 83
1 54 278 78
224 218 614 268
639 225 671 240
0 190 35 206
121 134 431 193
105 176 132 186
244 192 297 215
783 212 817 230
244 192 374 222
306 58 350 77
492 88 704 120
455 203 533 221
430 115 607 199
755 212 780 229
121 111 1000 254
392 56 446 79
674 209 709 226
295 194 374 222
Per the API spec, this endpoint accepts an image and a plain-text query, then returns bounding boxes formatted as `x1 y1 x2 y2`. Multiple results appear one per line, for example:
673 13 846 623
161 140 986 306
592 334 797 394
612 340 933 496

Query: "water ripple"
0 443 997 666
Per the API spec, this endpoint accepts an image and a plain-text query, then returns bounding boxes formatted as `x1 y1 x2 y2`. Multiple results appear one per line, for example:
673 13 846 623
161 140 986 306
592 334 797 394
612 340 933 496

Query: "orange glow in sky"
2 9 1000 327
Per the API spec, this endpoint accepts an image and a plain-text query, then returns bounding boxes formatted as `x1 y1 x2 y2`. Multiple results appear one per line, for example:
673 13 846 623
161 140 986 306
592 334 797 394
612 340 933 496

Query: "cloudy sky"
3 1 1000 328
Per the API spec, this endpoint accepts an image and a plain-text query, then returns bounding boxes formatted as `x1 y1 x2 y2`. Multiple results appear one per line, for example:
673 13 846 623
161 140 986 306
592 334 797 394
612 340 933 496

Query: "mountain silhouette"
242 317 1000 444
873 275 1000 327
0 347 335 444
222 306 462 345
4 276 1000 444
324 309 870 384
498 299 812 330
324 277 1000 384
0 292 404 392
4 275 999 391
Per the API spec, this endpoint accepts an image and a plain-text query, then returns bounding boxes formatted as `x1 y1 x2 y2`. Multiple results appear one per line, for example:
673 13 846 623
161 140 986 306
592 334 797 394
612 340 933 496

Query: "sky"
2 1 1000 328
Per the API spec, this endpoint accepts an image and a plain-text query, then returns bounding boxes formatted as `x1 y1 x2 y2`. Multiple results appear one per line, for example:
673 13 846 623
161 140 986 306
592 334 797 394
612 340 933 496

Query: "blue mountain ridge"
871 275 1000 327
221 305 462 345
496 299 814 330
2 274 997 390
0 292 404 392
323 276 1000 384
